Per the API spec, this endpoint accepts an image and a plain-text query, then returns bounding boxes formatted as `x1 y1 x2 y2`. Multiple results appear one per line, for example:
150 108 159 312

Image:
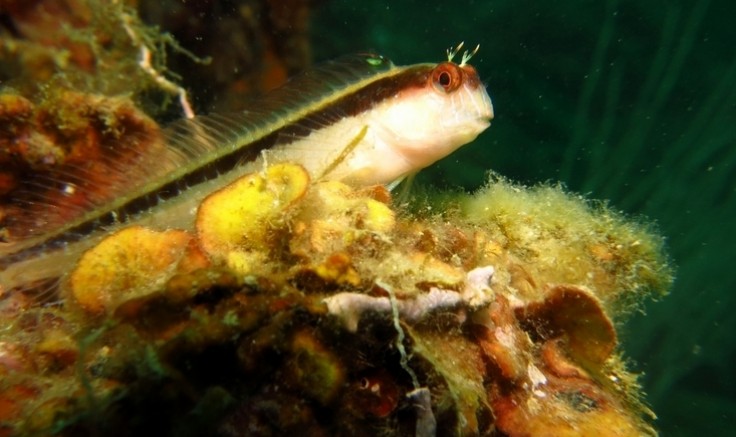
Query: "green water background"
312 0 735 435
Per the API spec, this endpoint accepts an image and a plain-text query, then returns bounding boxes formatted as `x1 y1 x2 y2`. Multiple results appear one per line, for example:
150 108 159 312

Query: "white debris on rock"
462 265 495 305
323 293 388 332
323 265 495 332
527 362 548 398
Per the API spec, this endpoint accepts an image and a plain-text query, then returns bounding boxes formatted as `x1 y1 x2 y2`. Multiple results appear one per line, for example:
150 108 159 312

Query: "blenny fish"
0 48 493 295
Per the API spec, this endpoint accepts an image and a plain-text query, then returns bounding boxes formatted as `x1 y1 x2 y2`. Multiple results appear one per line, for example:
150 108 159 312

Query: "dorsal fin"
0 54 397 248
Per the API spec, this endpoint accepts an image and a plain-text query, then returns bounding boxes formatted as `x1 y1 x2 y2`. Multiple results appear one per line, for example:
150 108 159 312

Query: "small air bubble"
62 184 76 195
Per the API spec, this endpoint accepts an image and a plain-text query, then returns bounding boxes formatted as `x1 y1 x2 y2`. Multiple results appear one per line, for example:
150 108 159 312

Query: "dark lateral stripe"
332 64 431 116
1 63 435 268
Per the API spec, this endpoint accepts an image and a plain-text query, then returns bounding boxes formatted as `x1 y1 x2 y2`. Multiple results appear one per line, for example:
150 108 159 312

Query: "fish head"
371 61 493 170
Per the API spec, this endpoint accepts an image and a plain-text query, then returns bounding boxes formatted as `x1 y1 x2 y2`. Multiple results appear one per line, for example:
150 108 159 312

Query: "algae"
0 164 671 436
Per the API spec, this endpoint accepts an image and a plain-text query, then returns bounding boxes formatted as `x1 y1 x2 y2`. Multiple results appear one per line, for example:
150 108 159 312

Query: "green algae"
460 175 673 314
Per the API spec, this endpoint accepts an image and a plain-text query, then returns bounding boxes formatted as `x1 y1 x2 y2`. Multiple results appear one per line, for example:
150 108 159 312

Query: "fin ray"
1 53 397 245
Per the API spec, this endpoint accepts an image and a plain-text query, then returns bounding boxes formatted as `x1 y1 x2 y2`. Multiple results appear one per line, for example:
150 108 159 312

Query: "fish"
0 50 493 296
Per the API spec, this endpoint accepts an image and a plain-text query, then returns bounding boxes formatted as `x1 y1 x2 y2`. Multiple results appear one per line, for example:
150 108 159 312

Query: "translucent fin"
2 129 167 240
0 276 63 309
388 174 411 192
253 53 395 117
0 53 398 248
389 173 416 207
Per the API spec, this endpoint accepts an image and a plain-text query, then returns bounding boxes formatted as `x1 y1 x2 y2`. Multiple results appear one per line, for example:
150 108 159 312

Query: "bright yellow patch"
69 226 192 315
196 163 310 273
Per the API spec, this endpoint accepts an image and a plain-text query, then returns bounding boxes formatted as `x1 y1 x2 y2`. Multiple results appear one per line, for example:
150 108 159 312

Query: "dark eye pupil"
439 71 451 87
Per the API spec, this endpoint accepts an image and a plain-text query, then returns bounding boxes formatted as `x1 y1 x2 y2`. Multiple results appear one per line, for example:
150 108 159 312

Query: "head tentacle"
446 42 480 66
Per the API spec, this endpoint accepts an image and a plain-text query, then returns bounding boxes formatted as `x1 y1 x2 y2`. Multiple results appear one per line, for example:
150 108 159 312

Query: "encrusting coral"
0 163 672 436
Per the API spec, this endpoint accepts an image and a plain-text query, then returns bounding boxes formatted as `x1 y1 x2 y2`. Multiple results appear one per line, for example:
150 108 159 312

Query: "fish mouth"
470 105 493 126
466 103 494 127
483 103 495 121
475 113 493 127
480 94 494 121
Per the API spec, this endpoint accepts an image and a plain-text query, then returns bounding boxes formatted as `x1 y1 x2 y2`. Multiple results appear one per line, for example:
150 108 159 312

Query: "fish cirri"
0 51 494 295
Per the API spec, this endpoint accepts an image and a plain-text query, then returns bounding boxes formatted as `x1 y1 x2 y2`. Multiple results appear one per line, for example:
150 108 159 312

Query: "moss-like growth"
460 174 673 313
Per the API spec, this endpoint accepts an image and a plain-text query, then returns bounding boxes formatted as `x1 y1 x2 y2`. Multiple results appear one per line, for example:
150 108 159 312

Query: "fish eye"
438 71 451 86
430 62 462 93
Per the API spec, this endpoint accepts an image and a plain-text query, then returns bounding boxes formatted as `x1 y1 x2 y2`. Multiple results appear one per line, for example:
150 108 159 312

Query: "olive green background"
312 1 736 435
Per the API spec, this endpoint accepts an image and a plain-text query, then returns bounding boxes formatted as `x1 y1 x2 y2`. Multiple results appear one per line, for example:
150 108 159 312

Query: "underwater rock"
518 284 617 369
408 326 493 435
139 0 314 112
0 90 163 241
0 165 671 436
283 330 345 405
1 0 299 232
342 368 402 419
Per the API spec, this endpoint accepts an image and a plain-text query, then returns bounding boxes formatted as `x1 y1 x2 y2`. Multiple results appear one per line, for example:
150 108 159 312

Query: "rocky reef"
0 2 673 435
0 163 671 436
0 0 310 205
